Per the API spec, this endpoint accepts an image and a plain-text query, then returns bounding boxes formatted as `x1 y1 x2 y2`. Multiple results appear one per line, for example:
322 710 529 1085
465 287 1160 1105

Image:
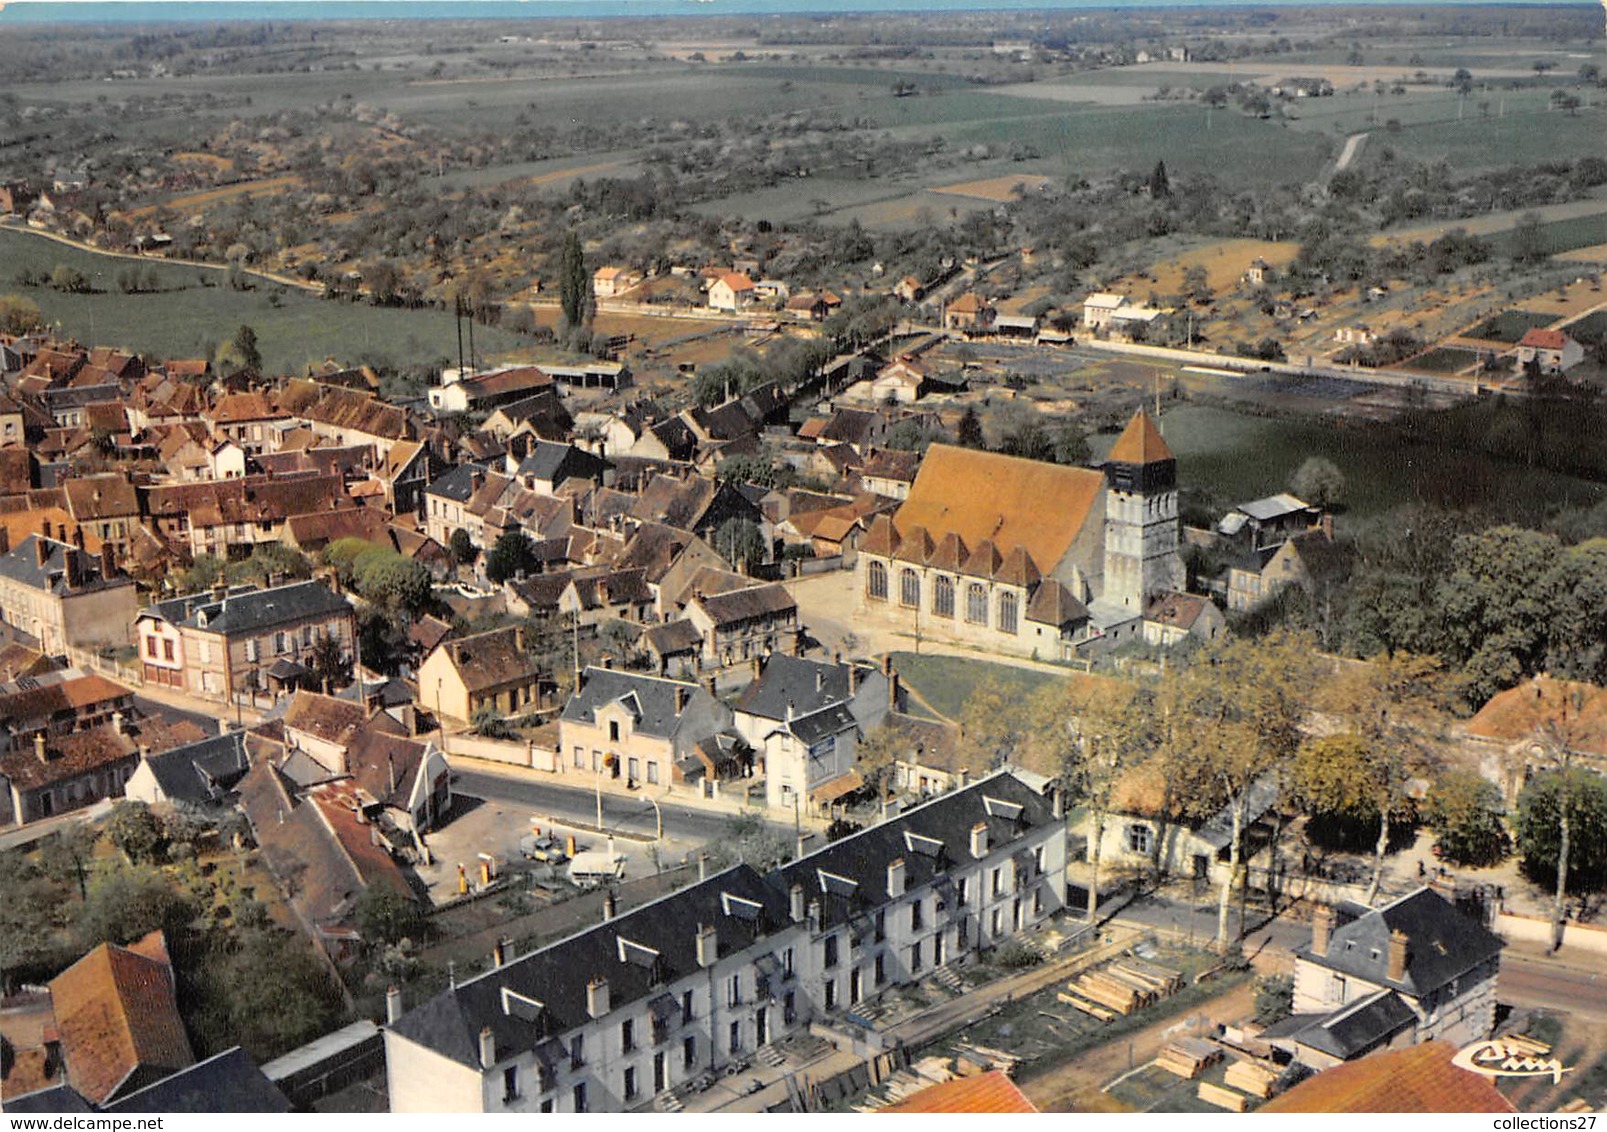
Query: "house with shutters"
417 625 551 725
557 667 740 792
133 580 355 701
383 770 1065 1114
0 534 138 655
732 655 891 815
1267 887 1503 1070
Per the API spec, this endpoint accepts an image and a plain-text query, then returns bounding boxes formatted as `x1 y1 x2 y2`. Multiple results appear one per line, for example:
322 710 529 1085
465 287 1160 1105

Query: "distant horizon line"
1 0 1599 25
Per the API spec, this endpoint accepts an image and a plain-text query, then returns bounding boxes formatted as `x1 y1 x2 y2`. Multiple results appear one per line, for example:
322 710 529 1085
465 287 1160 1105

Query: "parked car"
520 833 568 863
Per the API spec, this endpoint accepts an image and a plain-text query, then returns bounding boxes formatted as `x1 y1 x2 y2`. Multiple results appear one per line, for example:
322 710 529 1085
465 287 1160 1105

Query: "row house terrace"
384 771 1066 1113
142 472 348 560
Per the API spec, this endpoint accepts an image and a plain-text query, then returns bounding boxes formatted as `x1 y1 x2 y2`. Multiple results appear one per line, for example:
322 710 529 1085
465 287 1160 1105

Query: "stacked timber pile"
1198 1082 1249 1112
1156 1037 1222 1079
1059 955 1185 1020
951 1043 1023 1074
1224 1059 1281 1099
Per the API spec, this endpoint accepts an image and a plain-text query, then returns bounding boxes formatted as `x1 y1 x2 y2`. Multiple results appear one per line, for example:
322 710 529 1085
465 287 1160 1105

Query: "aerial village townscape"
0 0 1605 1117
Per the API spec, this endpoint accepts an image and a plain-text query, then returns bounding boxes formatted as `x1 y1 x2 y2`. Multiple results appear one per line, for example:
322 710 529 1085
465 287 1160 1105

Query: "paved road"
1500 950 1607 1022
452 769 795 847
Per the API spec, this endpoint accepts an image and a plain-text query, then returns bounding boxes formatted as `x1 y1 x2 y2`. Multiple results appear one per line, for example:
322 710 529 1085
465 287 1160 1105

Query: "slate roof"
735 655 876 722
517 442 608 487
0 536 133 597
0 1083 94 1113
560 666 725 742
389 864 788 1069
643 620 703 657
768 771 1055 930
692 583 796 628
1288 529 1354 585
104 1047 291 1114
49 933 195 1106
1295 887 1504 1000
142 580 351 638
136 730 250 806
423 463 488 503
1266 988 1417 1060
1260 1040 1514 1113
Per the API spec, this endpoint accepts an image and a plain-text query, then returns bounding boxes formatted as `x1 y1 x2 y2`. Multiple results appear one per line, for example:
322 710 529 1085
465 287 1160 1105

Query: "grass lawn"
1 227 527 374
1466 309 1556 343
1349 101 1605 173
888 651 1059 720
1403 346 1479 373
1153 402 1607 528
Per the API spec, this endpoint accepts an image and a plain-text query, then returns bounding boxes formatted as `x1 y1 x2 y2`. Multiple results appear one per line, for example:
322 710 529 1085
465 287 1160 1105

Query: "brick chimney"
0 527 9 556
1311 905 1334 958
386 985 403 1025
887 857 906 898
492 938 506 968
35 732 48 764
478 1026 496 1070
1387 927 1410 982
888 665 900 712
674 686 689 714
603 891 617 922
100 542 116 579
35 535 51 569
969 822 989 859
789 883 805 923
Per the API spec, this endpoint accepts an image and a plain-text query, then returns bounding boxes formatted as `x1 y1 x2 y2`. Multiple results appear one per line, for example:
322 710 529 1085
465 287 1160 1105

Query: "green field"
888 651 1059 720
1404 346 1479 373
1497 211 1607 258
1154 402 1607 527
0 227 527 374
1467 309 1555 343
1350 101 1605 172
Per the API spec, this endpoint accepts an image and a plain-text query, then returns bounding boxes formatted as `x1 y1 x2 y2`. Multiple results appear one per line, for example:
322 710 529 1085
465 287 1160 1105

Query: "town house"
558 667 736 791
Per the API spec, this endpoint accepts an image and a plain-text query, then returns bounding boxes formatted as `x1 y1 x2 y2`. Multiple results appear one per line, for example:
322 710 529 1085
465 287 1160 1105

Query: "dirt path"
1019 980 1258 1112
1334 131 1368 174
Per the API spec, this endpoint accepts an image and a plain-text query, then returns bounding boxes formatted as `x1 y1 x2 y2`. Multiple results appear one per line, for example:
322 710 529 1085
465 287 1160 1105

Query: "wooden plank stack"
1198 1082 1249 1111
1224 1059 1281 1099
1057 990 1117 1021
1156 1037 1222 1079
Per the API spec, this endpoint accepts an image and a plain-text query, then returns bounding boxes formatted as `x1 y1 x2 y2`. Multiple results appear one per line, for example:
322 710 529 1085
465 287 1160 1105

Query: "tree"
957 406 985 449
1516 768 1607 896
229 323 262 371
355 885 427 947
1312 652 1448 902
485 530 538 585
358 606 409 677
355 551 432 614
1021 677 1148 923
1289 456 1346 509
0 293 43 335
472 704 516 738
957 679 1030 771
104 800 166 864
714 517 766 574
1254 974 1294 1025
307 629 350 692
1149 160 1171 199
1510 211 1549 266
1422 770 1510 867
49 264 89 293
1179 631 1315 949
854 721 905 802
188 926 344 1061
558 229 591 329
449 528 477 568
77 866 194 948
1550 91 1581 116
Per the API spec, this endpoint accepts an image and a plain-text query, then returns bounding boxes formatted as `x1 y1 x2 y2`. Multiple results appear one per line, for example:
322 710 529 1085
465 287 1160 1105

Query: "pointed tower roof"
1107 410 1173 465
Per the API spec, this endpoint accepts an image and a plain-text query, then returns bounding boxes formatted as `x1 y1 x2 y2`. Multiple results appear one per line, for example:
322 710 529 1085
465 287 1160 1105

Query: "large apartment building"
384 771 1067 1113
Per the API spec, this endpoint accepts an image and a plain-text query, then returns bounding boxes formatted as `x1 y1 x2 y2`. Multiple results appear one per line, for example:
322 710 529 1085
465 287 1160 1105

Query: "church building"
856 410 1190 659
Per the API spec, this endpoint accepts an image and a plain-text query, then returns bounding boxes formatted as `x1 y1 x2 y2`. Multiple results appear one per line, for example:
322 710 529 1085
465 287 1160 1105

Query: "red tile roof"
1260 1041 1515 1113
48 932 195 1105
880 1070 1037 1113
1518 328 1568 351
1106 409 1173 464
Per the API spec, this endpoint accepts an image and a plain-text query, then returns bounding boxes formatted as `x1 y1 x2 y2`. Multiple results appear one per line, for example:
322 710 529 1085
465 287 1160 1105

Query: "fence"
442 731 557 770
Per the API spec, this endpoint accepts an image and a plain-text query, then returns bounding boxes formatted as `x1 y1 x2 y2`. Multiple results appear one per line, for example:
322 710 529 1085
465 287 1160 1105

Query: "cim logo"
1451 1038 1573 1084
